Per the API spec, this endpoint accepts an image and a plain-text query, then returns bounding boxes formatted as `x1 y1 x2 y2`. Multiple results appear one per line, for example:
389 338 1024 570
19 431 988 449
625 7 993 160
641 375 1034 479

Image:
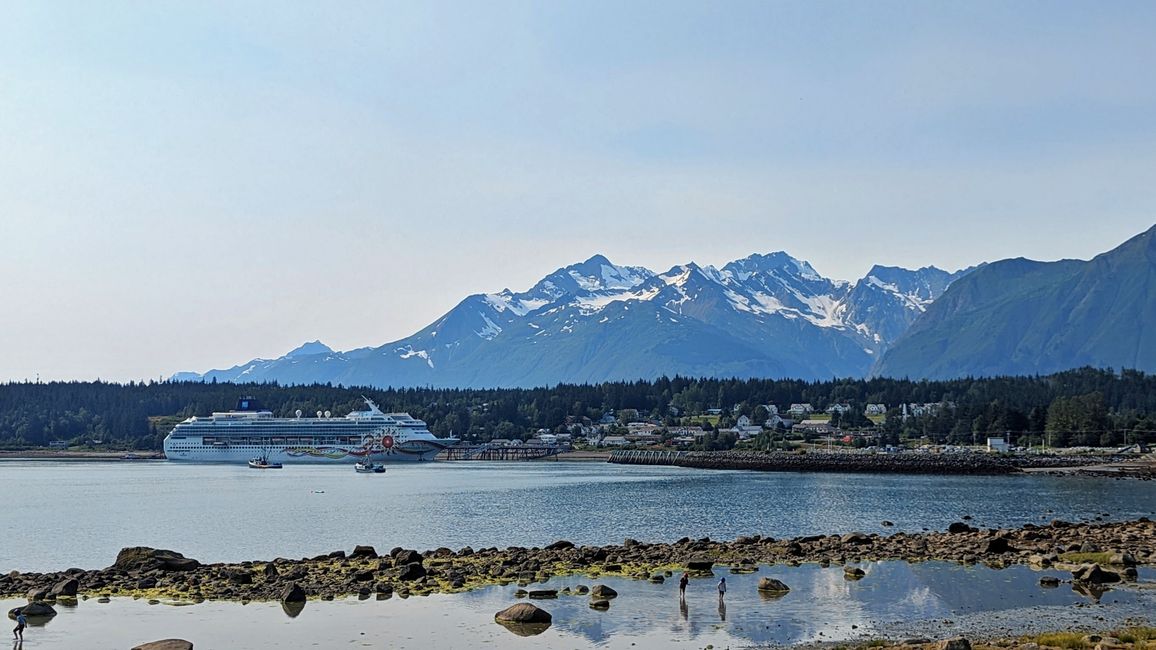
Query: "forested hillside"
2 368 1155 450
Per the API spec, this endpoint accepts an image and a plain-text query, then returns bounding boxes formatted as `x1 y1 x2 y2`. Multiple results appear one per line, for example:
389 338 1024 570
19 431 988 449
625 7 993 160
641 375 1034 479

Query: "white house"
864 404 887 416
986 437 1011 453
787 403 814 416
600 436 629 447
825 403 852 414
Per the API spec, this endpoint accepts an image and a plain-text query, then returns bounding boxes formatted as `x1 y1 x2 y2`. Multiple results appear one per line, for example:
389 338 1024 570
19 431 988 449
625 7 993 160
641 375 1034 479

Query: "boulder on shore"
936 637 971 650
590 585 617 599
757 577 790 593
1072 563 1121 584
49 578 79 598
9 602 56 618
112 547 200 572
350 545 378 559
280 583 307 603
131 641 194 650
495 603 552 624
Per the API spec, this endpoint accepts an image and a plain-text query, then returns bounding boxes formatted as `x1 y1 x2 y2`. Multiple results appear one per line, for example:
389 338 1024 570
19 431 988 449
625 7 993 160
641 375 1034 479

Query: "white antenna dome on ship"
324 410 331 418
316 411 323 418
295 409 302 418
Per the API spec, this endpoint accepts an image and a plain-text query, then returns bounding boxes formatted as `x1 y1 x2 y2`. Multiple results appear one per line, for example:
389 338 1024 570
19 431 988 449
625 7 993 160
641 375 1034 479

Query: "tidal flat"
4 562 1155 650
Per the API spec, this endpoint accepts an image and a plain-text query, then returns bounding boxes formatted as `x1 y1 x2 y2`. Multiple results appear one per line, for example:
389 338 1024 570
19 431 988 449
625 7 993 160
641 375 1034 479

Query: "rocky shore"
3 519 1153 606
610 449 1143 475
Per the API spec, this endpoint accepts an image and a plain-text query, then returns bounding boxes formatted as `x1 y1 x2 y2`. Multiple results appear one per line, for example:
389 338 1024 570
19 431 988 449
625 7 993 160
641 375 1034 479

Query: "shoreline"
610 449 1156 477
3 518 1151 604
0 450 165 460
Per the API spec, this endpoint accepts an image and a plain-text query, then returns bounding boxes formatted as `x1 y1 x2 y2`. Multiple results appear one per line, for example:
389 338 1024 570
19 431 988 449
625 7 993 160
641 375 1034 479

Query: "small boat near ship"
354 461 386 474
248 455 283 469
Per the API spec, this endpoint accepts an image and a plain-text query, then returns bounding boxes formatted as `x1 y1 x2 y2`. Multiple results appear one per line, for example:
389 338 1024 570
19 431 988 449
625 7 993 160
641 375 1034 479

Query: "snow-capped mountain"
180 253 969 388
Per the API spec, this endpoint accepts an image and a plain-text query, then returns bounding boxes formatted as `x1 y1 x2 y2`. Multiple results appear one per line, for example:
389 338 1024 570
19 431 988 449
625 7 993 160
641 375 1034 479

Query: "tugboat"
354 460 385 473
248 454 283 469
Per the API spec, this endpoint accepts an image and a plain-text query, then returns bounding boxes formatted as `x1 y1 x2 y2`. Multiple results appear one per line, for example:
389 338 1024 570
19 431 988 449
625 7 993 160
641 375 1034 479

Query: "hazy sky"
3 1 1156 382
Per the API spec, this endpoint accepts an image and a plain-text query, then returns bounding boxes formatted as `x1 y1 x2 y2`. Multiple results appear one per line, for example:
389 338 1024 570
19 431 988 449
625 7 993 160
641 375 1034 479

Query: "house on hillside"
788 403 814 416
765 414 793 430
729 415 763 439
794 419 836 436
826 403 852 414
864 404 887 416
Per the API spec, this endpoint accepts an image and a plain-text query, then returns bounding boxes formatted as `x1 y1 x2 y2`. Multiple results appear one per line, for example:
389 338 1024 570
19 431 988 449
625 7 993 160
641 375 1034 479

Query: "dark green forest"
1 367 1154 450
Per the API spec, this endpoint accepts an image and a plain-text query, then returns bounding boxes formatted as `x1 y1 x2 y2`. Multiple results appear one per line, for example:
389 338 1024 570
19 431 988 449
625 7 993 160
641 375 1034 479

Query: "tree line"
0 367 1154 450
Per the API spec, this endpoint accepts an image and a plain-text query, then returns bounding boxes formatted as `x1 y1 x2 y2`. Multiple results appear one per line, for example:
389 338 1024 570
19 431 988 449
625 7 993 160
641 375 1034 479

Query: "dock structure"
440 444 566 461
607 450 686 465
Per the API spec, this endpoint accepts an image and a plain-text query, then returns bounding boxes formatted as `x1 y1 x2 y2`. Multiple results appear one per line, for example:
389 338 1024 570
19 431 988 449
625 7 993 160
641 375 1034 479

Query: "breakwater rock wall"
607 450 1122 475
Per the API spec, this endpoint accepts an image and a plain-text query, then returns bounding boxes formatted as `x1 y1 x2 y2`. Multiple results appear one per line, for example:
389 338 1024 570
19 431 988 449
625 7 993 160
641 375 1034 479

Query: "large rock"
397 562 427 581
26 587 50 602
495 603 552 624
112 547 200 572
947 522 973 534
350 545 378 559
9 602 56 618
936 638 971 650
685 557 714 572
590 585 617 599
757 577 790 593
393 549 423 566
49 578 79 598
131 641 194 650
983 537 1014 554
280 583 307 603
1072 564 1121 584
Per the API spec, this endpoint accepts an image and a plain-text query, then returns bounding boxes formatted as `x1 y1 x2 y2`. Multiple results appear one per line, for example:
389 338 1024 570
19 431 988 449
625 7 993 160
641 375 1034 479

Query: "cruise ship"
163 397 458 464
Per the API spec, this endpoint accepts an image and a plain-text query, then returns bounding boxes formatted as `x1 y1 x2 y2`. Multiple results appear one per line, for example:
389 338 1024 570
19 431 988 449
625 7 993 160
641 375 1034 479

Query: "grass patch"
1030 632 1088 649
1116 626 1156 644
1059 551 1113 565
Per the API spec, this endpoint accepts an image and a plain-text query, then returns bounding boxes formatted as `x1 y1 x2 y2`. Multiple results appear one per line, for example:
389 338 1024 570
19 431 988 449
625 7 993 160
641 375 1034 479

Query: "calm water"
3 563 1154 649
2 460 1154 572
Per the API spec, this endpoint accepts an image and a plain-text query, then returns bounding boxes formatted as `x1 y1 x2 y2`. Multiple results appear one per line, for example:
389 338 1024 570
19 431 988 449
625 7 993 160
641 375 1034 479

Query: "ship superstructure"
163 397 457 463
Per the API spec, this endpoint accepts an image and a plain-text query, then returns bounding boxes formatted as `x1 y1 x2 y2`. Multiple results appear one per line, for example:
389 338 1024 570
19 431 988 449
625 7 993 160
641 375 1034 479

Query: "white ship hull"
164 443 447 463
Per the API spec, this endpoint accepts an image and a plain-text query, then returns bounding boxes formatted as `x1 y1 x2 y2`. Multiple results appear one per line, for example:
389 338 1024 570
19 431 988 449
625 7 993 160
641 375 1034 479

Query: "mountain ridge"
873 224 1156 379
179 251 969 388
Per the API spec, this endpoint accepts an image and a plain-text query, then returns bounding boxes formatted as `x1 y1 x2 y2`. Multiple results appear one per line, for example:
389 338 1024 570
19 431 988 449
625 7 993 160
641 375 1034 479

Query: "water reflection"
280 600 305 618
0 563 1150 650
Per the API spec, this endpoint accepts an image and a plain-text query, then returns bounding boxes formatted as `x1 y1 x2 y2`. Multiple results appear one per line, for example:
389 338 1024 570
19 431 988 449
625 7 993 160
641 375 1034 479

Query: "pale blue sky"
2 1 1155 381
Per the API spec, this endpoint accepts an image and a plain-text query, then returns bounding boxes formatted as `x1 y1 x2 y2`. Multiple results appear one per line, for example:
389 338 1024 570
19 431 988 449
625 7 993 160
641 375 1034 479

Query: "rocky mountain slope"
873 224 1156 379
180 253 966 388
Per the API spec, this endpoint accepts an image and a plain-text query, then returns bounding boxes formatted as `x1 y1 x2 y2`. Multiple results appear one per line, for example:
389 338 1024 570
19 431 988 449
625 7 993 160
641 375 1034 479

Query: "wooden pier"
607 450 687 465
440 444 566 461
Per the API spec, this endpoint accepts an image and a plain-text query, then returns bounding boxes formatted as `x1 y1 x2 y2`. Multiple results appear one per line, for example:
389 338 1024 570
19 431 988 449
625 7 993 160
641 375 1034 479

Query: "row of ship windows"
196 437 377 445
